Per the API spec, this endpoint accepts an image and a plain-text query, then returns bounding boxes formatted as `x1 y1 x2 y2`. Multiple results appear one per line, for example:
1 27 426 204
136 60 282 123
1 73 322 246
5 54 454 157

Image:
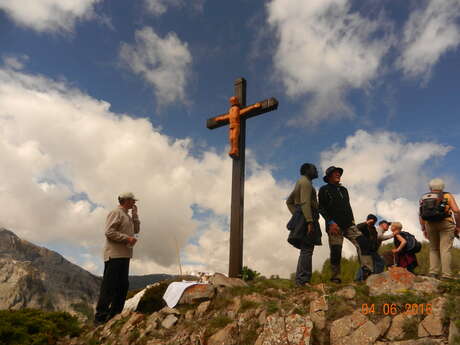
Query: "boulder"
243 293 265 304
449 320 460 345
330 310 368 344
336 286 356 299
258 309 267 325
160 306 180 315
196 301 211 316
412 276 440 294
207 322 239 345
375 338 444 345
366 267 415 296
142 312 160 336
310 295 328 313
376 316 392 337
185 310 194 320
367 267 440 296
179 284 215 304
418 296 447 337
209 273 247 288
310 295 328 330
161 314 178 329
346 320 380 345
385 313 415 341
255 313 313 345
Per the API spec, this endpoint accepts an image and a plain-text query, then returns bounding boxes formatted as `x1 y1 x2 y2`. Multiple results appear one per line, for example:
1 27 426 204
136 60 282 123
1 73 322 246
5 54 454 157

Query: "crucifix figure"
206 78 278 277
215 96 262 158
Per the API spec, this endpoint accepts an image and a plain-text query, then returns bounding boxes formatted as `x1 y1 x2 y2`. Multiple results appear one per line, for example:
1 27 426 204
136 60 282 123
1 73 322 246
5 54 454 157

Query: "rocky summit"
0 228 100 319
59 268 460 345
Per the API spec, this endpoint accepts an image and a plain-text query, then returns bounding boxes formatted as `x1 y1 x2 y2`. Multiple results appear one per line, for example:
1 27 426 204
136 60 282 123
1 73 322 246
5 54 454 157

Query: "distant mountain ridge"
0 228 101 319
129 274 173 290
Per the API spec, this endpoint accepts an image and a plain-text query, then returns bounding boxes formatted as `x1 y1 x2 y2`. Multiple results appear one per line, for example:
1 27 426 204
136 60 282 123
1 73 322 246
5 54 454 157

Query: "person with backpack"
355 214 385 281
390 222 420 273
318 166 373 283
419 178 460 281
286 163 322 286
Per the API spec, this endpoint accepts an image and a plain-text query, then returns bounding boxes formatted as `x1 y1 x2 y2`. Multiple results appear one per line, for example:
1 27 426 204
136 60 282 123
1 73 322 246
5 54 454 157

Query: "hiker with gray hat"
318 166 373 283
95 192 140 325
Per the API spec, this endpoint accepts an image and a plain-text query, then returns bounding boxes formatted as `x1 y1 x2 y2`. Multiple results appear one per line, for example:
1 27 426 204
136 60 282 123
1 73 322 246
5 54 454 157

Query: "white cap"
118 192 138 201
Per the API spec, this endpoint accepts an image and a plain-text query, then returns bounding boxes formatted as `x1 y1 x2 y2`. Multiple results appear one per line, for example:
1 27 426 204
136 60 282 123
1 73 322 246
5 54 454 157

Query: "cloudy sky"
1 0 460 278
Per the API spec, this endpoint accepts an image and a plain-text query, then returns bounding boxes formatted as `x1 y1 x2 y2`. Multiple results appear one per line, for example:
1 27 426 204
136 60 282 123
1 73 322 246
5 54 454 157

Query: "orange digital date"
361 303 432 315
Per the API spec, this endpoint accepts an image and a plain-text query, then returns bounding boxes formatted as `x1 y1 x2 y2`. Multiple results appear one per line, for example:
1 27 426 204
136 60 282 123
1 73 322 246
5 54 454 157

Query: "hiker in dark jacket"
356 214 385 280
318 166 373 283
286 163 322 286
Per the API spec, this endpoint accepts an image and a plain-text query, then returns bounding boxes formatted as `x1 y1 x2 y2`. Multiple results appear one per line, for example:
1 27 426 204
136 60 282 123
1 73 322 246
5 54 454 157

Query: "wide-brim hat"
118 192 138 201
323 166 344 183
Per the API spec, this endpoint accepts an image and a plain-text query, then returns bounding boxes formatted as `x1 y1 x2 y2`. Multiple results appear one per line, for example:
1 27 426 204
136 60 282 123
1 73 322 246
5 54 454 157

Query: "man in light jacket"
95 192 140 325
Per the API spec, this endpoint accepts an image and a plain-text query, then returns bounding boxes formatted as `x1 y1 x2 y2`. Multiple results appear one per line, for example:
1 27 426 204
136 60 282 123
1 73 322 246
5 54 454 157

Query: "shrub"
71 302 94 321
135 276 200 314
0 309 81 345
136 281 169 314
241 266 261 281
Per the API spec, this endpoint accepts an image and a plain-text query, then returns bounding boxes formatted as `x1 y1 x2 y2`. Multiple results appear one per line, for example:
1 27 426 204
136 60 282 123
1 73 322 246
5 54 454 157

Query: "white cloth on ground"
163 281 206 308
123 284 153 312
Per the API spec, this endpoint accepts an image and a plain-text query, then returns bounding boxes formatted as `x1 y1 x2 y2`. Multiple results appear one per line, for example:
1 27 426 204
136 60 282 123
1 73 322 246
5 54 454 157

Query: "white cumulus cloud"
398 0 460 80
144 0 205 16
0 0 100 33
119 27 192 108
266 0 393 125
0 67 456 278
0 66 301 277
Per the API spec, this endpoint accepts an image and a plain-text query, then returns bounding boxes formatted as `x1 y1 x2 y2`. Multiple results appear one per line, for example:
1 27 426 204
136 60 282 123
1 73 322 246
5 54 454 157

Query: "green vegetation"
311 257 360 283
241 266 261 281
136 281 169 313
264 301 280 315
239 323 259 345
0 309 81 345
208 315 232 330
240 299 259 312
71 302 94 321
204 315 233 338
402 316 420 340
325 295 352 321
229 277 295 298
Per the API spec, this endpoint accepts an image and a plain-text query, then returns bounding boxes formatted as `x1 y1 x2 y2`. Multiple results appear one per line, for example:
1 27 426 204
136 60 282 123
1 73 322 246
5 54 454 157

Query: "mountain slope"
0 228 101 318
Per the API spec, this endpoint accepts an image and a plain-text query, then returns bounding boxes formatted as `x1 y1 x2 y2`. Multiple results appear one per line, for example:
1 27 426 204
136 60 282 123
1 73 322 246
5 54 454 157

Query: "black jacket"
357 222 378 252
318 183 355 229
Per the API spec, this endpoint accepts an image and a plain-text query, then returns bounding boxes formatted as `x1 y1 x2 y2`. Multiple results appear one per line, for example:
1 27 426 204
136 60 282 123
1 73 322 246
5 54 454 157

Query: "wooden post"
206 78 278 278
229 78 246 278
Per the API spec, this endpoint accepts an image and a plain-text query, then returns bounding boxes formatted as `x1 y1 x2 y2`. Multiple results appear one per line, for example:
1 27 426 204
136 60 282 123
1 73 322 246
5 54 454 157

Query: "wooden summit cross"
206 78 278 278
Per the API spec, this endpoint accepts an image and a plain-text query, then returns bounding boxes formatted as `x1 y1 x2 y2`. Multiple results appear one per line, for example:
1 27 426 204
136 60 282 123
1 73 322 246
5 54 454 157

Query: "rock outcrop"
58 268 458 345
0 228 100 318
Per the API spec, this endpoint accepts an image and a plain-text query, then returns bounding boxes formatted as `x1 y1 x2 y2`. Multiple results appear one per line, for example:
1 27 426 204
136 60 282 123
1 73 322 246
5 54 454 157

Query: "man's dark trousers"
95 258 130 323
296 244 314 285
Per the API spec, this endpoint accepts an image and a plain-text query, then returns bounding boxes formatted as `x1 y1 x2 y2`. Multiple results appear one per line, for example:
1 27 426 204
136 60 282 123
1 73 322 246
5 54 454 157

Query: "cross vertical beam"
229 78 246 278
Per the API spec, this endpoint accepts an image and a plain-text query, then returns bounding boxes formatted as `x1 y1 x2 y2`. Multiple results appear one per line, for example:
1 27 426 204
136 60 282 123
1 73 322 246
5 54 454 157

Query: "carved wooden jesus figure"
215 96 261 158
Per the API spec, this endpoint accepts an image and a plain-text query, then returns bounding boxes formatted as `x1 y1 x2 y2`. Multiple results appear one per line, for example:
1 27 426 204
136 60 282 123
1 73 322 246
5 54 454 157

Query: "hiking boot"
330 278 342 284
